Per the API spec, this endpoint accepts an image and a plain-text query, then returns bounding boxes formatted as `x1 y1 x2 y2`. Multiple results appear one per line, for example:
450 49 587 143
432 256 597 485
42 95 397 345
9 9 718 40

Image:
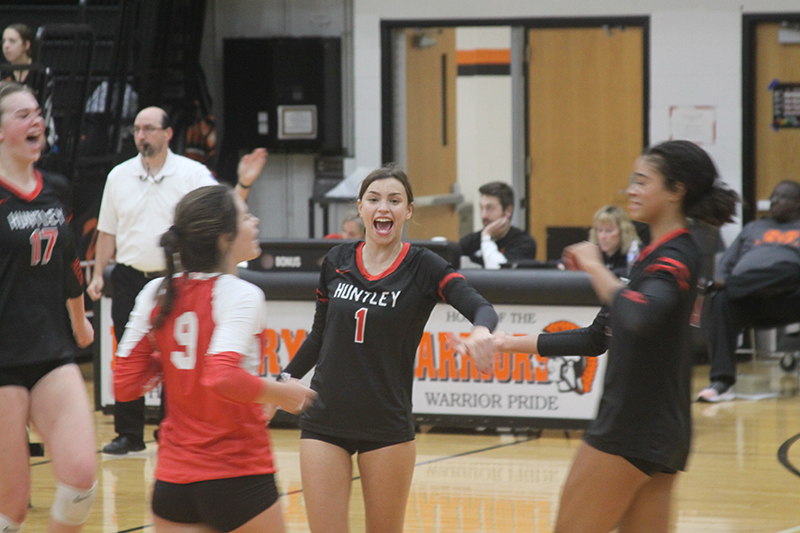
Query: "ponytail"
643 140 739 227
153 226 180 330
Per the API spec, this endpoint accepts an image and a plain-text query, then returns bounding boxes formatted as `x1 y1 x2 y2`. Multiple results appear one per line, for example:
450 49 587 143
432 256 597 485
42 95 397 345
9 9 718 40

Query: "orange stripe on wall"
456 49 511 66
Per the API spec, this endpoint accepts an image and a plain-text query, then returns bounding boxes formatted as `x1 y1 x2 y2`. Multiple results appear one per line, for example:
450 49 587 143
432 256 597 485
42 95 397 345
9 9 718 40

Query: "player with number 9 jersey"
113 185 314 533
115 273 274 482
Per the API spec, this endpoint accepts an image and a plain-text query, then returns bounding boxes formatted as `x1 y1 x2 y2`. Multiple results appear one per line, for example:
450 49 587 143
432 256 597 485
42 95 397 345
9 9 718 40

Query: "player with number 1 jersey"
282 167 499 533
286 241 497 442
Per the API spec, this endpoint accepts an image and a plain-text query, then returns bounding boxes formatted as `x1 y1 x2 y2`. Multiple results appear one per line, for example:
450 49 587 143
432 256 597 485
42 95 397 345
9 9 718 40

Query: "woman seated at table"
588 205 640 279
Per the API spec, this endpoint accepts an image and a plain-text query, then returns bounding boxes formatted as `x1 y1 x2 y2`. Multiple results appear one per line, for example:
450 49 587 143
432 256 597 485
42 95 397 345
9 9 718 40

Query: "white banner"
99 299 606 424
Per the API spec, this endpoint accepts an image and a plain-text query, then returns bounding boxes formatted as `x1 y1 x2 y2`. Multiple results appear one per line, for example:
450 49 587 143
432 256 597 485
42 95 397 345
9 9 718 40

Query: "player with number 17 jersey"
285 241 498 442
0 169 84 367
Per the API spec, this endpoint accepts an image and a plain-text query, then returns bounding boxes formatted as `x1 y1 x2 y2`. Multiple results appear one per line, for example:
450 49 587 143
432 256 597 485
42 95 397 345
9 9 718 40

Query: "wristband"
237 180 252 189
276 372 291 382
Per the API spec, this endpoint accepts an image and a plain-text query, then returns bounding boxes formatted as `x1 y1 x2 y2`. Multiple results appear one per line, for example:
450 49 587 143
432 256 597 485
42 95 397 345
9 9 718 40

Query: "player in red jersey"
281 166 499 533
0 80 96 533
114 184 316 533
476 141 739 533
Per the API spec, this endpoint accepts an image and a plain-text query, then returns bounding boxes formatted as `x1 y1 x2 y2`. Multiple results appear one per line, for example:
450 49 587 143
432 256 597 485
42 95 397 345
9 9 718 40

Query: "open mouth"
26 132 42 147
374 217 393 236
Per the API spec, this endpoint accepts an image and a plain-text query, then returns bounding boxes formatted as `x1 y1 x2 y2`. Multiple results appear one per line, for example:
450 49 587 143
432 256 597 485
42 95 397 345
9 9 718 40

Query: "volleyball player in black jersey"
281 166 498 533
473 141 739 533
0 81 97 532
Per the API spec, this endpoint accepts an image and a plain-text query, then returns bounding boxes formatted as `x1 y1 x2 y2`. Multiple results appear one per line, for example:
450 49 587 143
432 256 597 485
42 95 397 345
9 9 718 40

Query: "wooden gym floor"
26 360 800 532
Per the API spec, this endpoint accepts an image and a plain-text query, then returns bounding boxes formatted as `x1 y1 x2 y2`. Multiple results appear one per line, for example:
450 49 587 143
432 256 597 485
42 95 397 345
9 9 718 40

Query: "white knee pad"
0 512 24 532
50 481 97 526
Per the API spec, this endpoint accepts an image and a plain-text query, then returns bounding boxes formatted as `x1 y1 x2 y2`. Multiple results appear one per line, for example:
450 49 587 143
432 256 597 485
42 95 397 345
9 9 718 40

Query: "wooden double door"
402 23 645 254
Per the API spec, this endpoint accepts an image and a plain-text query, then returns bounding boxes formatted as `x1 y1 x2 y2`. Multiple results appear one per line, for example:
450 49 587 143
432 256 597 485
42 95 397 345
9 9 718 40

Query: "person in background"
324 210 365 240
697 180 800 402
2 24 34 84
0 80 97 533
114 184 316 533
588 205 641 279
281 166 498 533
475 140 738 532
87 105 267 455
340 210 365 240
2 23 55 148
458 181 537 269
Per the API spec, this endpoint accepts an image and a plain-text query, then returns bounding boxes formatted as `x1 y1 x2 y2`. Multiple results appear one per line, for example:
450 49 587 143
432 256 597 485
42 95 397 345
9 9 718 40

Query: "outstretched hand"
237 148 268 188
448 327 499 374
272 378 318 415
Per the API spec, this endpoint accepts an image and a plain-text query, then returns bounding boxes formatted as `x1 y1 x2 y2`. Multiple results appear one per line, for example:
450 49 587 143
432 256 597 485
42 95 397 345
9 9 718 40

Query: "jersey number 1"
354 307 367 344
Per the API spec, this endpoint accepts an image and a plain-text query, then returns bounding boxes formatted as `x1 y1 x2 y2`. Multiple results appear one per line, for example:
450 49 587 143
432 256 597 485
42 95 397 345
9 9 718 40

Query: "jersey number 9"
171 312 199 369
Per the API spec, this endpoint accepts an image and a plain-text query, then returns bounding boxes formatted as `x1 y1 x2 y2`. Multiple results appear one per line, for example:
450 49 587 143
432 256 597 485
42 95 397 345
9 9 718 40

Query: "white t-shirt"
97 149 217 272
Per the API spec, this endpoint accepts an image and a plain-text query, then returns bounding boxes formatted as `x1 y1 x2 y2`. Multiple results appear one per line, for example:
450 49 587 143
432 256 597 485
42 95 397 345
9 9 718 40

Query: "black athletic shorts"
0 358 76 391
301 428 412 456
151 474 278 532
623 456 678 476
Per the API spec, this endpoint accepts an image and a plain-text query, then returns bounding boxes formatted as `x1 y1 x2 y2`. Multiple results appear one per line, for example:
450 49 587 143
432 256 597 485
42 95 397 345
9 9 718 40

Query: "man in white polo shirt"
87 106 266 455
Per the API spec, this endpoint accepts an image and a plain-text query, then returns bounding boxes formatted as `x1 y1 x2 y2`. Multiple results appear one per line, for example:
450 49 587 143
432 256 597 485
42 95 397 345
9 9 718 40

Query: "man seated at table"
458 181 537 269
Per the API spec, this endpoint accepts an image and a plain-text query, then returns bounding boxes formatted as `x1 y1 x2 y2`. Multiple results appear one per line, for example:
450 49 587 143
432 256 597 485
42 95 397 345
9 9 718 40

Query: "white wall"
456 27 513 232
202 0 800 240
649 10 743 244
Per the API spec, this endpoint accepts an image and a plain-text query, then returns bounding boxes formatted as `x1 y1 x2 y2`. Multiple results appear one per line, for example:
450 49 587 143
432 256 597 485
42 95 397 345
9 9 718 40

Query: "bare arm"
66 294 94 348
496 331 540 354
87 231 116 300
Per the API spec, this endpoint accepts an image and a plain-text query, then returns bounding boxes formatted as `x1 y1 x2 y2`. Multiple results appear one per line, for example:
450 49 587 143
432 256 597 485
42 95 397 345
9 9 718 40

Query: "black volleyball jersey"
538 229 699 471
285 241 497 441
0 170 84 368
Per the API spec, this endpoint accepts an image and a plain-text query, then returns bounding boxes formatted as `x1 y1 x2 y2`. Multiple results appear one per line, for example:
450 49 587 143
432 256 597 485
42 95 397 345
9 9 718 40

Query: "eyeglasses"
129 125 164 135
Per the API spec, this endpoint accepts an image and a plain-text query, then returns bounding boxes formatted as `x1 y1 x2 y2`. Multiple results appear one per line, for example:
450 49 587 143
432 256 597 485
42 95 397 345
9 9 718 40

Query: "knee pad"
0 512 24 532
50 481 97 526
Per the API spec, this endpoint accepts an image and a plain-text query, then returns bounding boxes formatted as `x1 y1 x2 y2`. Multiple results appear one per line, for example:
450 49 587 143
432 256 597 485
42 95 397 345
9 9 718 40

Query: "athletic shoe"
696 381 735 403
102 436 146 455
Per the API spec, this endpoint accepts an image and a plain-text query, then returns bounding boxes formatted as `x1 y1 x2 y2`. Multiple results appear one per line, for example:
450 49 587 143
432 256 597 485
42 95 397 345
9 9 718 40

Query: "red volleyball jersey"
114 272 274 483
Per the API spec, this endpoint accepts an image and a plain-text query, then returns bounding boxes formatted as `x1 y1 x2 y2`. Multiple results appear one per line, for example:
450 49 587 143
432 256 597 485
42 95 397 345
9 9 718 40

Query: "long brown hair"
153 185 238 329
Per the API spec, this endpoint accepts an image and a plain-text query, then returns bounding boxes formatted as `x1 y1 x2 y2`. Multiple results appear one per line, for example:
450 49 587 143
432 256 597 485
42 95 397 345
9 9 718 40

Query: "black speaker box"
223 37 342 154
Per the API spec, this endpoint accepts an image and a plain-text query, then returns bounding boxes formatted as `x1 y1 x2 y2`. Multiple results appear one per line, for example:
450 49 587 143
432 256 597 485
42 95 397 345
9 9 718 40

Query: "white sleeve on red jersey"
114 278 162 401
117 278 161 358
208 275 266 375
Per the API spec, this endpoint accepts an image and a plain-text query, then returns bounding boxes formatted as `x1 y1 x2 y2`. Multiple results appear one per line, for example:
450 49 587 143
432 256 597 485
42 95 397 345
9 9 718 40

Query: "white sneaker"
696 381 735 403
